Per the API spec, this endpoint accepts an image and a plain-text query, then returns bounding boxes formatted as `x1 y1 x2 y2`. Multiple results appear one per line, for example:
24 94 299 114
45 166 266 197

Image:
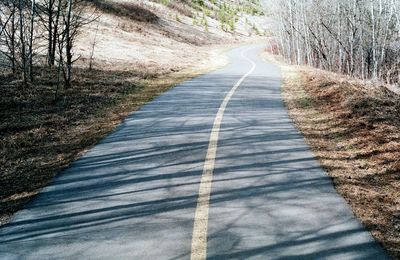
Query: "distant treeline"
0 0 94 88
271 0 400 84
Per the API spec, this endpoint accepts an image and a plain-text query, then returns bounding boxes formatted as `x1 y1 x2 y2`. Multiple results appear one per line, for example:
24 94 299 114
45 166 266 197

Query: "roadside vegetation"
264 35 400 260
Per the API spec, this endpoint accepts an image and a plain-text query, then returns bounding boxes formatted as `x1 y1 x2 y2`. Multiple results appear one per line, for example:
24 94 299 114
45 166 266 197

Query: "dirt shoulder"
0 44 231 226
262 53 400 258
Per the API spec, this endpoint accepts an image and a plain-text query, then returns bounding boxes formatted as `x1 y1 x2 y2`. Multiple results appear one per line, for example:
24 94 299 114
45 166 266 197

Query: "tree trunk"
29 0 35 82
65 0 72 88
10 4 16 75
47 0 54 66
19 0 27 87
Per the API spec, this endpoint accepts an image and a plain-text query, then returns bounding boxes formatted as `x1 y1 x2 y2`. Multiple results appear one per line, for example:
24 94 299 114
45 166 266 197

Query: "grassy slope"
264 53 400 258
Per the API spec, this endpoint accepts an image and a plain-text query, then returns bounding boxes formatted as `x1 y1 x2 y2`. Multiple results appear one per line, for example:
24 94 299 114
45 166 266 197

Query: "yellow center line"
190 47 256 260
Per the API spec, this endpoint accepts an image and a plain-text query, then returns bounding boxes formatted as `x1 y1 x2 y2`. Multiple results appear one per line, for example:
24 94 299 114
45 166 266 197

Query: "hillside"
76 0 269 71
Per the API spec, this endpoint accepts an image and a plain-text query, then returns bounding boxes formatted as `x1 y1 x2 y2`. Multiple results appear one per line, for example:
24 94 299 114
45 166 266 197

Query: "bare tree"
89 18 100 70
37 0 60 66
1 0 95 88
18 0 28 86
269 0 400 84
28 0 36 82
0 1 18 75
57 0 96 87
0 6 13 38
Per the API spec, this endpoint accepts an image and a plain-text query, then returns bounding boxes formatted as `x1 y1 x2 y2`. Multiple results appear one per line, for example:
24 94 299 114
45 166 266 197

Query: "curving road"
0 45 389 259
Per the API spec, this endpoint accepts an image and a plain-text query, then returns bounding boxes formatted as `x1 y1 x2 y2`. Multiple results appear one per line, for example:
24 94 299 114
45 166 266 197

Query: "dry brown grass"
0 49 228 225
270 56 400 258
86 0 159 23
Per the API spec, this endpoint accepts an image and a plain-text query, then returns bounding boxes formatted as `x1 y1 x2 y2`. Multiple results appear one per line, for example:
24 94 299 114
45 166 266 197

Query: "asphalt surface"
0 45 389 259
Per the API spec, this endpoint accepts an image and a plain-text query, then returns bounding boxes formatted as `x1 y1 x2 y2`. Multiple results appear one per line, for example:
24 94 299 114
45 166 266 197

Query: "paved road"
0 45 389 259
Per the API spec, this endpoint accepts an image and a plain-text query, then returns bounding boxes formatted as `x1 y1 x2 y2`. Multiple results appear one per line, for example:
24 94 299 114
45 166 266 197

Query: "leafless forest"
270 0 400 84
0 0 92 89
